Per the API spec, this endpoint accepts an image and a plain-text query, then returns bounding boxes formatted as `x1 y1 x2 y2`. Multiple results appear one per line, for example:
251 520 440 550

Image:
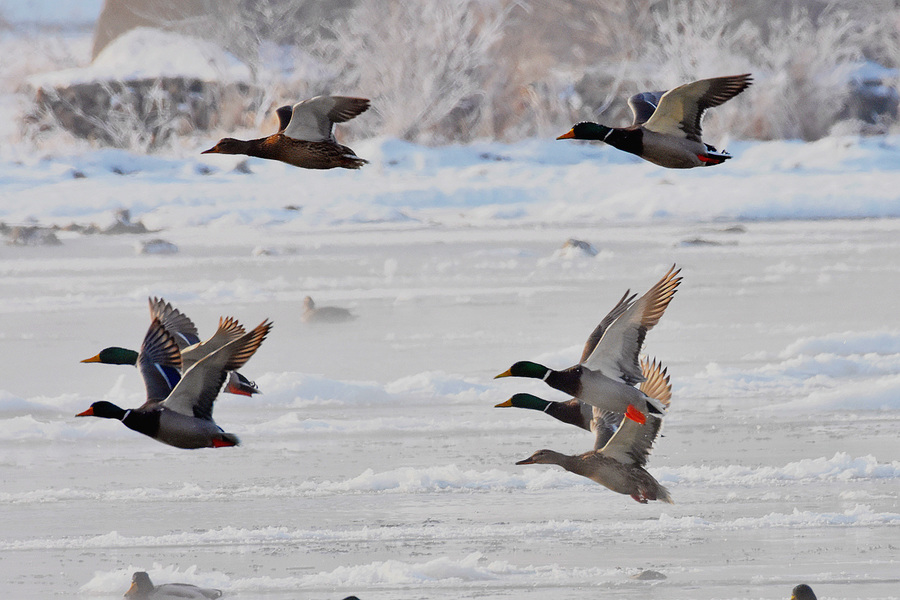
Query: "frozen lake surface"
1 137 899 599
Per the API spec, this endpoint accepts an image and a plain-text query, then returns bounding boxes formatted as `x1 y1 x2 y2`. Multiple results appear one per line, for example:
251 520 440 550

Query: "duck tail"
654 484 674 504
213 433 241 448
698 144 732 166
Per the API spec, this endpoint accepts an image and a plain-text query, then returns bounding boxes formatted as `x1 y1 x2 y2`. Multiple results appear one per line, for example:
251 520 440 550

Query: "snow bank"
28 28 251 89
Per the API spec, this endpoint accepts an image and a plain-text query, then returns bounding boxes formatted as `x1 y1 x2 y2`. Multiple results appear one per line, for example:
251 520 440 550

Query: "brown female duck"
557 74 752 168
515 357 673 503
203 95 370 169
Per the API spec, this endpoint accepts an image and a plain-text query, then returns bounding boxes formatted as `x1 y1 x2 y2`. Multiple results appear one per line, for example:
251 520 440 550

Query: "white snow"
27 27 252 89
2 24 900 600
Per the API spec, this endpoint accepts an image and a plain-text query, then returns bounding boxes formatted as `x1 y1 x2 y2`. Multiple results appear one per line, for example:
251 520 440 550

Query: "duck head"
516 449 563 465
76 401 128 420
124 572 153 598
202 138 251 155
81 347 138 365
557 122 612 141
495 393 551 410
494 361 550 380
791 585 817 600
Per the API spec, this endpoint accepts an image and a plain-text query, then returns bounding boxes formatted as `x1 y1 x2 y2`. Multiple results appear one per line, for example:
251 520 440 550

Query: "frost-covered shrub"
319 0 508 143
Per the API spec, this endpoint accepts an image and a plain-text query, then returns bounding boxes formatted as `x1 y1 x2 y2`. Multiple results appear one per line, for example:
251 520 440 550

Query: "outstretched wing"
627 91 666 126
582 266 681 384
599 413 664 466
590 357 671 449
137 318 182 402
282 96 370 142
162 320 272 420
579 290 636 363
642 74 752 142
180 316 245 371
148 297 200 349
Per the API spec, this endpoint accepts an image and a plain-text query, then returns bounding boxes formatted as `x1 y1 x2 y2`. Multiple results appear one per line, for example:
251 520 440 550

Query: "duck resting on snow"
557 74 752 168
495 265 681 424
301 295 356 323
124 571 222 599
514 357 674 503
202 95 370 170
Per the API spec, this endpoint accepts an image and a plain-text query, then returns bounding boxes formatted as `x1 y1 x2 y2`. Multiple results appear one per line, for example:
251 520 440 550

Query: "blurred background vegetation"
6 0 900 150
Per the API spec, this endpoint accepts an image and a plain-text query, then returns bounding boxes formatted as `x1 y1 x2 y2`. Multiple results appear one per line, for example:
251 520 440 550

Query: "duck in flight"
203 95 370 170
81 297 260 399
495 265 681 424
557 74 752 168
514 357 674 503
76 317 271 449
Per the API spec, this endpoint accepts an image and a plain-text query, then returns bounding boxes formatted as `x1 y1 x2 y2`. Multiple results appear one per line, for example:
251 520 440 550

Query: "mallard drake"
516 357 673 503
301 295 356 323
495 265 681 424
124 571 222 599
791 584 817 600
202 95 370 170
557 74 752 168
76 317 272 449
496 357 670 448
81 298 260 398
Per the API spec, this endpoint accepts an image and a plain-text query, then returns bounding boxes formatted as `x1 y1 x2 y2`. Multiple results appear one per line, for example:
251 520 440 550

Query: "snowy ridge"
14 504 900 556
3 454 896 506
3 136 900 229
80 555 627 594
679 330 900 411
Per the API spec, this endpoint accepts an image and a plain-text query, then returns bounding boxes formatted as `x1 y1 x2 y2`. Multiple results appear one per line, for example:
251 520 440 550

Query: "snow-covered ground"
1 133 899 599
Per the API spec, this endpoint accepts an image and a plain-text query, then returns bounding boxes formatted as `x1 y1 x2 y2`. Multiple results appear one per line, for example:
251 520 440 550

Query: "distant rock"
5 226 62 246
678 237 737 247
631 569 666 580
102 209 149 234
24 28 258 150
136 238 178 255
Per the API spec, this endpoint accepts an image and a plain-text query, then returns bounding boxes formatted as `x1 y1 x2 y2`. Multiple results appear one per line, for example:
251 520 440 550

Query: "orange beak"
494 399 513 408
124 581 138 598
75 407 94 417
80 354 102 363
556 129 575 140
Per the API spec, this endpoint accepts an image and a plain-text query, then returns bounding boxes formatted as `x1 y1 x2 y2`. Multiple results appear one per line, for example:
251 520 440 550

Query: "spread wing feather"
582 266 681 384
137 318 183 402
162 320 272 420
642 74 752 142
282 96 370 142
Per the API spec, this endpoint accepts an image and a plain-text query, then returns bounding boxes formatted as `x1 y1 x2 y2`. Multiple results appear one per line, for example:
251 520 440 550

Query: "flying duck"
515 357 674 503
124 571 222 599
557 74 752 168
202 95 370 169
301 295 356 323
791 584 817 600
495 265 681 424
81 297 260 398
76 317 272 449
496 357 670 449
